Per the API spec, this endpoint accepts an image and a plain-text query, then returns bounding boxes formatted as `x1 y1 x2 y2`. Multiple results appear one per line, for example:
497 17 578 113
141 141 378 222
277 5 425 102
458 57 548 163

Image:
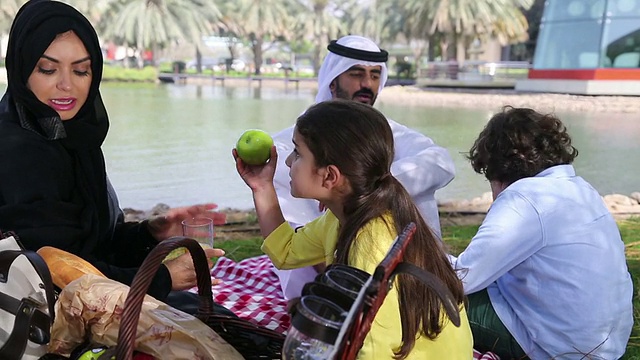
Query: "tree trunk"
456 36 465 64
447 33 457 61
253 37 263 75
151 43 159 67
312 35 322 76
440 39 449 61
427 35 436 61
196 47 203 74
312 8 324 77
123 43 130 69
411 41 426 79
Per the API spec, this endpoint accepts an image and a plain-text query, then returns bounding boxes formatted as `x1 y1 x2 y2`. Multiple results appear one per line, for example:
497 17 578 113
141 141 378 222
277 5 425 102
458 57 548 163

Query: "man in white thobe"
272 35 456 299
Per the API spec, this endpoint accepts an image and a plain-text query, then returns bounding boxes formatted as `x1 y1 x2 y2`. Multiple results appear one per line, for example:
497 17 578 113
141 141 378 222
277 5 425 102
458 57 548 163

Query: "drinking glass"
181 217 214 249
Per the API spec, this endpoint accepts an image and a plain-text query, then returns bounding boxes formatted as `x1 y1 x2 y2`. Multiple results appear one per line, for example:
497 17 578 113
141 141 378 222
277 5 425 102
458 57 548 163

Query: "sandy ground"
377 85 640 114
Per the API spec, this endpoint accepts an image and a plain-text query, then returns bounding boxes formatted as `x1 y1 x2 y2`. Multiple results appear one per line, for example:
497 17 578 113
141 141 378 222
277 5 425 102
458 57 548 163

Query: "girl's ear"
322 164 343 190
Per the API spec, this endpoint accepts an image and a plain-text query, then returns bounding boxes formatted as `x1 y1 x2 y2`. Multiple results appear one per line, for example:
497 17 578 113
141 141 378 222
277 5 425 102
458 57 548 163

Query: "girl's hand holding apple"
233 139 278 192
234 128 277 190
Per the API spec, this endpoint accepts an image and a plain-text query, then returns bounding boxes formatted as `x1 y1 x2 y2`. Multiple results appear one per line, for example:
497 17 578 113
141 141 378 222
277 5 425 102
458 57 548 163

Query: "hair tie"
378 172 392 184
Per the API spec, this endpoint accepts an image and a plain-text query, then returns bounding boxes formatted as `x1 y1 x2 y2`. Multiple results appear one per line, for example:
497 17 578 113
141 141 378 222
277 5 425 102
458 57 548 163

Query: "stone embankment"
438 192 640 223
124 192 640 239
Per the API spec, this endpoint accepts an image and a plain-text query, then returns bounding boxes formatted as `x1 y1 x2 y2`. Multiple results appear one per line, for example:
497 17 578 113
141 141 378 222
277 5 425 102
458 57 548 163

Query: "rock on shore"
438 192 640 220
124 192 640 236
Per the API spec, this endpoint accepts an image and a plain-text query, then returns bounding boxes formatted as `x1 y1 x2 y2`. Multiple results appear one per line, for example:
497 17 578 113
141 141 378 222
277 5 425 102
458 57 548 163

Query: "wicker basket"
99 236 284 360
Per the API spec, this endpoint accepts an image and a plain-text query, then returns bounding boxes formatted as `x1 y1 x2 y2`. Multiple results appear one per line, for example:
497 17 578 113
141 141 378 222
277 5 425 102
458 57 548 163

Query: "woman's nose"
56 72 72 91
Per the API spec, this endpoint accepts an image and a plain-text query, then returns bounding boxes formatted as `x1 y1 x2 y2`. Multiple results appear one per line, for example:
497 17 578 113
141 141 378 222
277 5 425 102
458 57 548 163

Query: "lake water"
1 82 638 211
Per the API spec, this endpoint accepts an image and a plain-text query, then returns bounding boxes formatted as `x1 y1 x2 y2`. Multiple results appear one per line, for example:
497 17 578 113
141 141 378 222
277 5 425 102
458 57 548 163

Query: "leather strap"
0 250 56 322
0 249 56 358
0 295 51 357
392 262 461 327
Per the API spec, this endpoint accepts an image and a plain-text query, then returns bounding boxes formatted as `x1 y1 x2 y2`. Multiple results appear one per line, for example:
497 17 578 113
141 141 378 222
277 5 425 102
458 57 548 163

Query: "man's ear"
329 79 336 92
322 164 342 190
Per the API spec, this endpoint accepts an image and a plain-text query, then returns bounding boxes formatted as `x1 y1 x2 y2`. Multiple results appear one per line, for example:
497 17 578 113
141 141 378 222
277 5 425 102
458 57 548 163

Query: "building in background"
517 0 640 95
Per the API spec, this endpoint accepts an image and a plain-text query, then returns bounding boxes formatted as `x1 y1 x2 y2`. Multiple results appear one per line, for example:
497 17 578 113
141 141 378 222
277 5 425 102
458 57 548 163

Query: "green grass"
102 65 157 82
213 218 640 357
621 217 640 359
215 237 263 262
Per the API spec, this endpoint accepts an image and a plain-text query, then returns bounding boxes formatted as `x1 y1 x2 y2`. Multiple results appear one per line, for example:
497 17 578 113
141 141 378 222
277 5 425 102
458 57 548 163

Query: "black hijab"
0 0 112 257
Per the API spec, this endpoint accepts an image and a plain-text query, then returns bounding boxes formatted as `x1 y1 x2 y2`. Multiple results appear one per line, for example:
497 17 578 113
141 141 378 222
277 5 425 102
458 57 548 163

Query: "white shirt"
451 165 633 359
272 118 455 299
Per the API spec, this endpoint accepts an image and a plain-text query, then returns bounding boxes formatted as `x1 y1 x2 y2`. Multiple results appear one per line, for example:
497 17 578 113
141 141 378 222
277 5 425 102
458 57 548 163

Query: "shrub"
102 65 157 82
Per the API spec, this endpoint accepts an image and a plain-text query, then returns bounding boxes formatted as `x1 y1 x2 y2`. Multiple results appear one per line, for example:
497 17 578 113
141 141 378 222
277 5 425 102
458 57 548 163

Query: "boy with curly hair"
451 106 633 359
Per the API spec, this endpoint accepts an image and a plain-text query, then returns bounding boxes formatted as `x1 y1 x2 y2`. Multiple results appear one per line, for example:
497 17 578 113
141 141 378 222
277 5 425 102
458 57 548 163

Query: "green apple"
77 347 108 360
162 247 187 262
236 129 274 165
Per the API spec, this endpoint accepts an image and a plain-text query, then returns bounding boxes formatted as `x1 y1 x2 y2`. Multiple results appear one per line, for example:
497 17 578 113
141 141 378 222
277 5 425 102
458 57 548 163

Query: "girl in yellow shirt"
234 100 472 359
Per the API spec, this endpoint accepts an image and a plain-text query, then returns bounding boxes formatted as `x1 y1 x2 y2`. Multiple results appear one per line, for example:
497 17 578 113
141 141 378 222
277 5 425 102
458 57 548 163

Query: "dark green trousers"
467 289 529 360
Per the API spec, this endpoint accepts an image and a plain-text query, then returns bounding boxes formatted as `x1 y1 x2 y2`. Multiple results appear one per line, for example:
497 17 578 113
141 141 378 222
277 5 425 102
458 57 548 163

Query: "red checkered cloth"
474 349 500 359
210 255 291 334
207 255 499 359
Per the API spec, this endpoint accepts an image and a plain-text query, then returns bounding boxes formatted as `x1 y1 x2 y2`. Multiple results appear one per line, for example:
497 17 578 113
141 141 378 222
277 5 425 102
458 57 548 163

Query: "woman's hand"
164 247 224 291
147 203 226 241
233 146 278 192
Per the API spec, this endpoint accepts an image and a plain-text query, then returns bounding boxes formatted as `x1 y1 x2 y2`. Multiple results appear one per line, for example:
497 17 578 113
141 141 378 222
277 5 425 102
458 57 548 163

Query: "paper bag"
48 274 243 360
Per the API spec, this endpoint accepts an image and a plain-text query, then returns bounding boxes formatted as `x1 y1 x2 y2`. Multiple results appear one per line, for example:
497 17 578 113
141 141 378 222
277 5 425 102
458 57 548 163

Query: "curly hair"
468 106 578 184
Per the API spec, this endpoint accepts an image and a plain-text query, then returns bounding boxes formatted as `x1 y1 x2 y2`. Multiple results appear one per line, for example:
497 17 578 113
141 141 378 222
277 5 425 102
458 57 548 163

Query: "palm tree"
0 0 27 62
98 0 222 68
0 0 27 34
292 0 345 75
222 0 297 75
409 0 533 62
344 0 397 45
62 0 114 24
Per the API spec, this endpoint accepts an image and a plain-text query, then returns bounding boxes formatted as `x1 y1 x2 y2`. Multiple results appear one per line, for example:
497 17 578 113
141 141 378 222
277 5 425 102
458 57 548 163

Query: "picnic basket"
100 236 285 360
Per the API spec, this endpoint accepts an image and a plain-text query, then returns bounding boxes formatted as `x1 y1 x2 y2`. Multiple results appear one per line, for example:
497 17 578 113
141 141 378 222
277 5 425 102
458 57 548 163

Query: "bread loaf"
37 246 106 289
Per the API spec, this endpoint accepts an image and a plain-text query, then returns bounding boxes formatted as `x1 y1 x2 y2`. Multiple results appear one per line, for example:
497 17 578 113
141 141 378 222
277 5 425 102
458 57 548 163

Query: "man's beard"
334 82 377 106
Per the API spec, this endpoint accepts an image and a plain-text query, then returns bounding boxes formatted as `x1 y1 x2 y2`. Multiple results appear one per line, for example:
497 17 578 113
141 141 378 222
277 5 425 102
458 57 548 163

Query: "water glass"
181 217 214 249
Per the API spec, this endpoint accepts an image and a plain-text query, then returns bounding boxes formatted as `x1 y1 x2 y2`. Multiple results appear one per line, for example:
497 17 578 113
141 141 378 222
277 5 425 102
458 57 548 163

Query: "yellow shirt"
263 211 473 359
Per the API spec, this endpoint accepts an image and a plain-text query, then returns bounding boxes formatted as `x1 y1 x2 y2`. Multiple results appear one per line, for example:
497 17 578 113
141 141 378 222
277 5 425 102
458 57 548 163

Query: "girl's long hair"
296 100 465 359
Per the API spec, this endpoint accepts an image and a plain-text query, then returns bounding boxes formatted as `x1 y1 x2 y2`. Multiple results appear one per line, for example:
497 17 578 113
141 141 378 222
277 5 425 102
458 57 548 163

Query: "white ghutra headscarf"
315 35 389 103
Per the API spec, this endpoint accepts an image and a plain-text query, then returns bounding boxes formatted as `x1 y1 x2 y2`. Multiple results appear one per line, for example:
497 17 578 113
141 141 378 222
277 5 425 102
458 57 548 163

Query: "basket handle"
113 236 214 360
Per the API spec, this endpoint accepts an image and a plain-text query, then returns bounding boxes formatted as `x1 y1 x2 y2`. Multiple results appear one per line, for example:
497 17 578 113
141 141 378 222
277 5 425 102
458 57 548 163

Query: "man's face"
329 65 381 105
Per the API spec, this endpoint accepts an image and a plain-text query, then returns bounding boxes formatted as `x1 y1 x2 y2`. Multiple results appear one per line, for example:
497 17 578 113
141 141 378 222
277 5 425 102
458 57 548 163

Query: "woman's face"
27 31 92 121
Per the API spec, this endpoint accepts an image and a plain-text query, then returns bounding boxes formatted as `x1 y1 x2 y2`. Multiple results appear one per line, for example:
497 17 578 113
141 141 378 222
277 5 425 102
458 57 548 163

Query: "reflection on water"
98 83 313 210
0 82 637 210
377 103 640 204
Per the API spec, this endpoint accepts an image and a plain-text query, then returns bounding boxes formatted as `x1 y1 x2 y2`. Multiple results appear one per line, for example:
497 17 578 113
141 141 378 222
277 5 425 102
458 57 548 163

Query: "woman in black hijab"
0 0 223 300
